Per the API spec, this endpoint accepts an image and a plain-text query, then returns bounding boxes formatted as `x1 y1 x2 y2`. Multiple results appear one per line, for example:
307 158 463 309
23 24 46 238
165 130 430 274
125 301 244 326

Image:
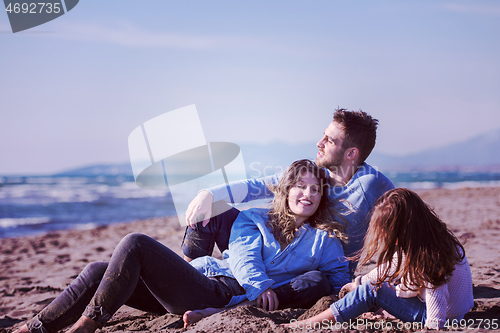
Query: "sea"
0 175 174 238
1 171 500 239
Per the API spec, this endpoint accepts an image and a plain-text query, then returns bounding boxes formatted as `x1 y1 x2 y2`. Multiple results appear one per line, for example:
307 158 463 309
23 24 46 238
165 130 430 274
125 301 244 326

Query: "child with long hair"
284 188 473 330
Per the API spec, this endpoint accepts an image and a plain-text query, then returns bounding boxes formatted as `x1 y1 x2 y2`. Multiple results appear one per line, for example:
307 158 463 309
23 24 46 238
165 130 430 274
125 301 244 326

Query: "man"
182 108 394 278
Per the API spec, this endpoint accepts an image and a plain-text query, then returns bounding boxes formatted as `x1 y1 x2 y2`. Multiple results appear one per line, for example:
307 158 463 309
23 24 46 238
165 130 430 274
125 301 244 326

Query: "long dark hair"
267 159 347 245
358 188 465 289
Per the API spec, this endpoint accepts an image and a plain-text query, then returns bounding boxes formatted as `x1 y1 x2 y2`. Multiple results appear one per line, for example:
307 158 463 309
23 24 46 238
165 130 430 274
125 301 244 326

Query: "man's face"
315 122 346 169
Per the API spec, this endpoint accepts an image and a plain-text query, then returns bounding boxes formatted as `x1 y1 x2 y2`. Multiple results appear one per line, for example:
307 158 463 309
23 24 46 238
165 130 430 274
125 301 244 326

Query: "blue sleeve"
208 173 281 204
318 237 350 294
357 168 395 212
225 210 275 301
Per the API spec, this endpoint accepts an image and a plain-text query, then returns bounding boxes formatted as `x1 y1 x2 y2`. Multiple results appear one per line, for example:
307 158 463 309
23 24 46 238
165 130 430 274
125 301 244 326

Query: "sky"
1 0 499 175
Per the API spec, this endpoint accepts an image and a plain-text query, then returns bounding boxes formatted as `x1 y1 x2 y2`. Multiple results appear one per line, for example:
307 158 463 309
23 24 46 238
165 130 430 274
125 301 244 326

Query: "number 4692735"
6 3 61 14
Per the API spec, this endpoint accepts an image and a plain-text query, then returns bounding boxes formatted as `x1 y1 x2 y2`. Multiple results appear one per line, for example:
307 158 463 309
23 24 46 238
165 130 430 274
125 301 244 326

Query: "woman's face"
288 170 322 225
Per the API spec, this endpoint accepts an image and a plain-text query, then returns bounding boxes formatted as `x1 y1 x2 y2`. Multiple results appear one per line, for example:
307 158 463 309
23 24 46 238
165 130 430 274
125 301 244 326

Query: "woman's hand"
185 191 214 229
338 281 357 299
256 288 279 311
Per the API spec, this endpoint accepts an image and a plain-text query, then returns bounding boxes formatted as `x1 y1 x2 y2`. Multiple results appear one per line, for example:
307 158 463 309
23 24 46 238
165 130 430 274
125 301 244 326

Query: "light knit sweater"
355 254 474 329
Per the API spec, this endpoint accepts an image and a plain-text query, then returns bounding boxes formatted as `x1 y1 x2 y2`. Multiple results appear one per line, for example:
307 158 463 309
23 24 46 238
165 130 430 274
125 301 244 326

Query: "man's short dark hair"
333 108 378 163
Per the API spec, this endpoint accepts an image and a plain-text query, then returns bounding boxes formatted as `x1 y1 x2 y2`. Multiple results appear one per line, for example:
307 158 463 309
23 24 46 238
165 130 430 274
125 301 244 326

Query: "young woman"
284 188 474 330
15 159 349 333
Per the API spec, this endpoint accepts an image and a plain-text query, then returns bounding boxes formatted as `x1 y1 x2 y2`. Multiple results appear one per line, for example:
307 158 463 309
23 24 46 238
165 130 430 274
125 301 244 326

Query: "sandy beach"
1 187 499 332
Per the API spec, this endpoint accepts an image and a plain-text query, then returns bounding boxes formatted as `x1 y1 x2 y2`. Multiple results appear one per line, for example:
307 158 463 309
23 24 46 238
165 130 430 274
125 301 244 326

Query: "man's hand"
185 191 214 229
256 288 279 311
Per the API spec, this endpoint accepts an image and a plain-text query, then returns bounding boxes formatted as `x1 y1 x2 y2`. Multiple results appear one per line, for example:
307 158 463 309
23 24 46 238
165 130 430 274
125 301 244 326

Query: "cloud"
442 3 500 16
12 20 329 59
50 21 230 49
2 19 256 49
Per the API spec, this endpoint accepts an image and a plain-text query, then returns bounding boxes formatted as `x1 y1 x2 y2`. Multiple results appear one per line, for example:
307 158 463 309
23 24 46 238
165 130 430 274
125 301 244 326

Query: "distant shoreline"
2 180 500 239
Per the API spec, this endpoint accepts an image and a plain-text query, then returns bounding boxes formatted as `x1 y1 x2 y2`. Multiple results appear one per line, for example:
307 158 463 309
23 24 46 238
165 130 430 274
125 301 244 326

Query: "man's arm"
185 190 214 228
185 173 281 227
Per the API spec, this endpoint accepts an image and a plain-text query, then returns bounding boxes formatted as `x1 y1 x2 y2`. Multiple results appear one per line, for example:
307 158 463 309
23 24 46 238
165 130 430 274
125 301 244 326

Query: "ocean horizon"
1 170 500 239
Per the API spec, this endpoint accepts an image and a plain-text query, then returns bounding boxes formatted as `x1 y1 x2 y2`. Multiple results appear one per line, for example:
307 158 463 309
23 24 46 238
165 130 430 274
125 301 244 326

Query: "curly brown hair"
358 188 465 290
266 159 347 246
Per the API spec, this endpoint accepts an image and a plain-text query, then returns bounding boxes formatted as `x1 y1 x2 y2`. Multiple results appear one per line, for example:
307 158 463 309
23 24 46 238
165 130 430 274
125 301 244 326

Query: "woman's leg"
22 261 167 333
331 282 427 323
22 262 107 333
182 206 240 261
80 233 236 328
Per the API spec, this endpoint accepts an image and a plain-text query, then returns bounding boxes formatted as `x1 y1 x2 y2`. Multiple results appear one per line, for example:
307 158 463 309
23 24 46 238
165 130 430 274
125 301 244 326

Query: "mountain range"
367 128 500 171
55 128 500 176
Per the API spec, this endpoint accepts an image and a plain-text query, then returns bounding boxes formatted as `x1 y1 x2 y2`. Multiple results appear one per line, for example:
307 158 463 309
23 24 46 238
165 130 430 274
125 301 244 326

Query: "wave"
1 174 499 239
0 217 51 228
0 181 168 205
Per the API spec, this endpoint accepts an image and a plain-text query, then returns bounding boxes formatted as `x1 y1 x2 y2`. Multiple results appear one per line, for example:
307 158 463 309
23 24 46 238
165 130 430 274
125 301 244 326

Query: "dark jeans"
273 270 332 309
26 233 331 333
26 233 245 332
182 206 240 260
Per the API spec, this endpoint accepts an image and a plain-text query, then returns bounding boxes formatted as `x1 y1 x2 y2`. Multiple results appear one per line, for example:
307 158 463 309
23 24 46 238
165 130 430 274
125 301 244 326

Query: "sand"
1 187 499 332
